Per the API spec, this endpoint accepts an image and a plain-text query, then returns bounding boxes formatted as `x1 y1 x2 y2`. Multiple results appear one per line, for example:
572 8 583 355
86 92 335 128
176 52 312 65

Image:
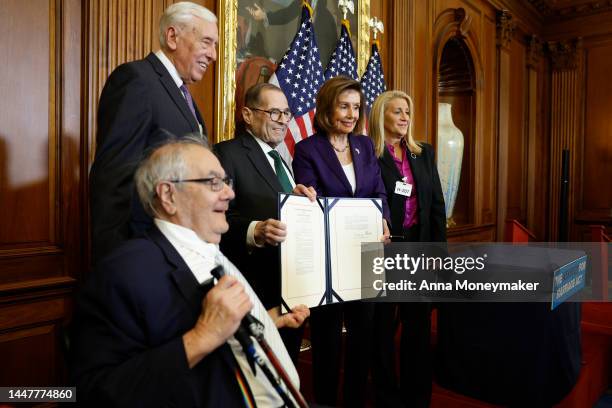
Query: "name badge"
394 180 413 197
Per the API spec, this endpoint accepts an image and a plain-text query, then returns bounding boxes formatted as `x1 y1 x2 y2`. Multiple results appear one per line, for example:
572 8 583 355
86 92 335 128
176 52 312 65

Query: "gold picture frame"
214 0 371 143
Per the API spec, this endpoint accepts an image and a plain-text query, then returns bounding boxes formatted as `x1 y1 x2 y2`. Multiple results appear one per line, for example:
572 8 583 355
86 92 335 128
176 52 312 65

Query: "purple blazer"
292 132 390 221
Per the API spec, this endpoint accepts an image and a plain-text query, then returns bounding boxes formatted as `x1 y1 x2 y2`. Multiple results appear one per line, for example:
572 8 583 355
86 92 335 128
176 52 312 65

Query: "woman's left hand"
381 219 391 245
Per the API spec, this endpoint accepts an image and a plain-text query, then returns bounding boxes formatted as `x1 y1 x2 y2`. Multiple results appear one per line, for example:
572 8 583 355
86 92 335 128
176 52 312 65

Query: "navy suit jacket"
215 130 290 309
292 132 390 221
378 143 446 242
70 227 248 408
90 52 207 264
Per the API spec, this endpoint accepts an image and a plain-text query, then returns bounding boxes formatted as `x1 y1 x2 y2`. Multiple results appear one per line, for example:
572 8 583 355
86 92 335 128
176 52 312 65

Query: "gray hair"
135 134 210 217
159 2 217 49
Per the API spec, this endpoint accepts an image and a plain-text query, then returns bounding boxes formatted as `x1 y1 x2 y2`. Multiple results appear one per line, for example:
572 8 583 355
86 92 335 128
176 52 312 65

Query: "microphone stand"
211 266 308 408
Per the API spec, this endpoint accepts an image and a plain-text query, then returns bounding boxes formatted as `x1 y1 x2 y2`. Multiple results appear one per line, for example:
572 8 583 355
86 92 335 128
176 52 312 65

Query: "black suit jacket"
70 227 249 408
90 52 207 264
378 143 446 242
214 131 288 310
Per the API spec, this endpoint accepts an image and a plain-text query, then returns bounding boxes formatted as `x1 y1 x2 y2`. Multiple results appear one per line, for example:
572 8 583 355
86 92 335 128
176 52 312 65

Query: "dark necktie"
179 84 198 122
268 150 293 193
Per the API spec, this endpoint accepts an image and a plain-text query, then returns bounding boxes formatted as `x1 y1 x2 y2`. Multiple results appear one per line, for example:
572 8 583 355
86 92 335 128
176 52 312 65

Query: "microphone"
210 265 262 375
210 265 265 339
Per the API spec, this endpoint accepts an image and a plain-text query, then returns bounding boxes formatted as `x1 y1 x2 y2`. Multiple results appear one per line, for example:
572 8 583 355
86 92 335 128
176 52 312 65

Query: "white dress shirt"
154 50 204 135
246 132 296 248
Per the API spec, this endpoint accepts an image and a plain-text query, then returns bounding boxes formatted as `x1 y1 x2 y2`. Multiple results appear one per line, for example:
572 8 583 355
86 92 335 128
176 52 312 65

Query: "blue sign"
551 255 587 310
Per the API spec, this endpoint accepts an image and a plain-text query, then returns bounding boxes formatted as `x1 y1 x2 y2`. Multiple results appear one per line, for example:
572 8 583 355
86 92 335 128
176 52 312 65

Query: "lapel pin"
355 148 360 155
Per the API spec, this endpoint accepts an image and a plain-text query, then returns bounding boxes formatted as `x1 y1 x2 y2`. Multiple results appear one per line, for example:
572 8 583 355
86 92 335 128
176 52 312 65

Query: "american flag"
324 21 358 81
360 41 386 112
269 5 324 163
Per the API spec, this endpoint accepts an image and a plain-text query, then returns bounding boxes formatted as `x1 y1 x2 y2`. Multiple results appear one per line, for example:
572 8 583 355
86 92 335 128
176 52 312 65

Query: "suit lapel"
380 147 403 180
146 226 203 315
146 53 200 133
240 132 284 193
408 148 427 210
314 134 353 194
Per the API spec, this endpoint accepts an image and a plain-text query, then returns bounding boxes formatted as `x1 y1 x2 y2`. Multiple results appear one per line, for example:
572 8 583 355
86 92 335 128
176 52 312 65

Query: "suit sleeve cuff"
247 221 264 249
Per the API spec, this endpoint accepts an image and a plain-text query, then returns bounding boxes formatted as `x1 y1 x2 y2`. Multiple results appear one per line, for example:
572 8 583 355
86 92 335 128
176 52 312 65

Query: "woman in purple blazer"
292 76 390 407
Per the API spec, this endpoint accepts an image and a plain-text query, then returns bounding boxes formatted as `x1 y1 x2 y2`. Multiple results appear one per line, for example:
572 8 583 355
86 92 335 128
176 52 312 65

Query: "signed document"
279 194 383 310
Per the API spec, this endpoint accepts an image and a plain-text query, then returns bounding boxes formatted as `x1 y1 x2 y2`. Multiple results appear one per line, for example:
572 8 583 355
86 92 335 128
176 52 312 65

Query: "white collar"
154 219 219 283
155 50 184 89
248 130 275 154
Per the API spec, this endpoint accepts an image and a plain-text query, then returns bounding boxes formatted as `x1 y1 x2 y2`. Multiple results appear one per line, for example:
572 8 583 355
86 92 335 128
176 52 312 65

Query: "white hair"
159 2 217 49
135 135 209 217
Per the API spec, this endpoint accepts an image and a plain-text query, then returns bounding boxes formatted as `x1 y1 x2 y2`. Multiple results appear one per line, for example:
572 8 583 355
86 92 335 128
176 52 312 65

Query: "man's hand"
246 3 266 21
292 184 317 202
183 276 252 368
269 305 310 329
254 218 287 246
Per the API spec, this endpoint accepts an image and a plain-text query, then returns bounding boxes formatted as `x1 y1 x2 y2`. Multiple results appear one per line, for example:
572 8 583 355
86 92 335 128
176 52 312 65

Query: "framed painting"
215 0 371 143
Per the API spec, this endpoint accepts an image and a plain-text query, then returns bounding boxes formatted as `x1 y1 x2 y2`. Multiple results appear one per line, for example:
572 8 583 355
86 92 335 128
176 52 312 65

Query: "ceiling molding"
526 0 612 21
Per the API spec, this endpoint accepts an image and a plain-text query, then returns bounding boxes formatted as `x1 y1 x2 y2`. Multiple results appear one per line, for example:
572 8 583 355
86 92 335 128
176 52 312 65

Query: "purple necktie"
179 84 198 121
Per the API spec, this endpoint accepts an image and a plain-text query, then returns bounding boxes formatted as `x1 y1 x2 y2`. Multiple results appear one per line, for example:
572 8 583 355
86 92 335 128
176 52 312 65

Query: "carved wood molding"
496 10 515 49
526 34 544 68
526 0 612 20
454 8 473 38
547 38 583 71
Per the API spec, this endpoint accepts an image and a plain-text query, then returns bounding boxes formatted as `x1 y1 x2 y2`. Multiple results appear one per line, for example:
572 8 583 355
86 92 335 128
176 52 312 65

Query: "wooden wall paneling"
0 325 58 386
390 0 415 96
577 38 612 223
547 38 583 240
0 0 52 247
495 10 515 240
480 13 498 226
411 2 431 143
523 34 550 240
0 0 81 387
63 0 85 278
505 36 527 224
370 1 392 89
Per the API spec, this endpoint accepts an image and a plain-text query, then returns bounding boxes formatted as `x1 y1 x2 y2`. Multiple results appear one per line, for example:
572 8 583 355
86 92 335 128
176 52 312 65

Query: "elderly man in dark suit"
90 2 217 263
71 137 307 407
215 83 314 362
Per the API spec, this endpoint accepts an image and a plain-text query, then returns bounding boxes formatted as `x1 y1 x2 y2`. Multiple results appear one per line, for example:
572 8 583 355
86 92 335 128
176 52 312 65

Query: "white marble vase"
436 103 464 227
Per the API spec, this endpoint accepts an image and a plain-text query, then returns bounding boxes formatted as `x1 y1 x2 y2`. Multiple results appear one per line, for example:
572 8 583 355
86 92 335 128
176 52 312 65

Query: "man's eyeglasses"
169 176 233 192
249 107 293 122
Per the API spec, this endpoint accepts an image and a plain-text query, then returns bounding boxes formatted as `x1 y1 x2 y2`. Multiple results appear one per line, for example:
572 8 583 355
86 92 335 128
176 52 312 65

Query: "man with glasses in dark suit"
215 83 314 362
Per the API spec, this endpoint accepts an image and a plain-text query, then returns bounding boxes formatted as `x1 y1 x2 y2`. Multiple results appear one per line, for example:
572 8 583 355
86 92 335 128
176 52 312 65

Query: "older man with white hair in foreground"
71 137 308 407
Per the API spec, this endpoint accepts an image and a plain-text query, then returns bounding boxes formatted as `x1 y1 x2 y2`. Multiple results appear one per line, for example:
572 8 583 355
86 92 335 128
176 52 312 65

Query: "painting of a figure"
234 0 359 123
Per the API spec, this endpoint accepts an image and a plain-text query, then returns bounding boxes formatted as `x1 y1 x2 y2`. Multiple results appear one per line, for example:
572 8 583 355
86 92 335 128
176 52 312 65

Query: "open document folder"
279 193 384 311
